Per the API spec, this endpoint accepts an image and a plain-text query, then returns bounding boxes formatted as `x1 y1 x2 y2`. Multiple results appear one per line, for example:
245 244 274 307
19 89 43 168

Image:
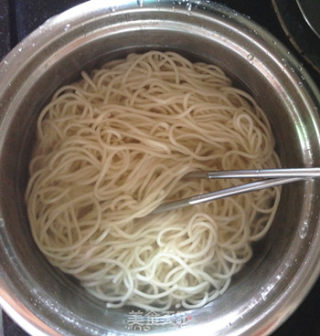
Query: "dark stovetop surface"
0 1 319 335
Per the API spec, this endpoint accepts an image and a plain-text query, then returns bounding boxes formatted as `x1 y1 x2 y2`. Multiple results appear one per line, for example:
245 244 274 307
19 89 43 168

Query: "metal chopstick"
185 168 320 179
152 177 304 214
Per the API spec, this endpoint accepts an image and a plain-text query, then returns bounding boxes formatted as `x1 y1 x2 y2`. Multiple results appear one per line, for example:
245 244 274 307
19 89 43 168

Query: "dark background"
0 0 319 335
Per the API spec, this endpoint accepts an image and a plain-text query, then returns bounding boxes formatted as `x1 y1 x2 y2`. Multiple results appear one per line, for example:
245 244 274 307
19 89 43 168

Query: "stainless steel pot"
0 1 320 335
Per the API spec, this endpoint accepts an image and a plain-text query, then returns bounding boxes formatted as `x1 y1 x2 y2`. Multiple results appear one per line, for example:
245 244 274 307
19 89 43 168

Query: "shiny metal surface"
272 0 320 75
296 0 320 39
153 178 304 214
0 0 320 335
187 167 320 179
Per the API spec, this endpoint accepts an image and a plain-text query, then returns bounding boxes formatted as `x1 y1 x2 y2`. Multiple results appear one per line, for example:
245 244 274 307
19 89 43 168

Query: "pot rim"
0 1 320 336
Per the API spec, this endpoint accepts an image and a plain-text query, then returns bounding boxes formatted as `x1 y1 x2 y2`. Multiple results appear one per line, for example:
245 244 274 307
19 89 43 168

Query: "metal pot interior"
0 1 320 335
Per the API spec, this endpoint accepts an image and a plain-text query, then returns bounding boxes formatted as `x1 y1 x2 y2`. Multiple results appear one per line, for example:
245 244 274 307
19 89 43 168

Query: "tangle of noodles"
26 51 280 311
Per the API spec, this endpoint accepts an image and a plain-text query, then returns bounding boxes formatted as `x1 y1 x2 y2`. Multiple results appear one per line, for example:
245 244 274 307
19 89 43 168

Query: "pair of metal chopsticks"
152 168 320 214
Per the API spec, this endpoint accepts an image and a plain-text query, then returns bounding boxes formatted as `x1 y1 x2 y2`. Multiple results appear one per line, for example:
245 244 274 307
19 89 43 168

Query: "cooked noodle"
26 51 280 311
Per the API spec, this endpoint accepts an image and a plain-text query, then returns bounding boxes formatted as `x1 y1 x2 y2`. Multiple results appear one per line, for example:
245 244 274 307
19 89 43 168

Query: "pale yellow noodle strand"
26 51 280 311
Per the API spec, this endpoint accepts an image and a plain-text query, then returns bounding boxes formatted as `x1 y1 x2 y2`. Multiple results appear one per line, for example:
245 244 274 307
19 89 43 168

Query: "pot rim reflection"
0 1 320 336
